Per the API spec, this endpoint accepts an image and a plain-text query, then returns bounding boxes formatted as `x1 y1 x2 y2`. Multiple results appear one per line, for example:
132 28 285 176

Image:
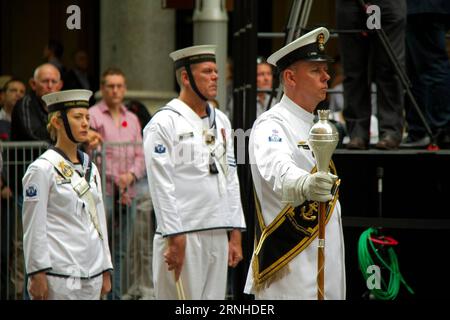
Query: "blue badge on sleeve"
268 129 282 142
154 144 166 154
24 183 38 201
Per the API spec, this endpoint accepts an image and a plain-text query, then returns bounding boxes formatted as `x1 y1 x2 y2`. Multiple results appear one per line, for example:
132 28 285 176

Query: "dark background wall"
0 0 99 89
334 151 450 300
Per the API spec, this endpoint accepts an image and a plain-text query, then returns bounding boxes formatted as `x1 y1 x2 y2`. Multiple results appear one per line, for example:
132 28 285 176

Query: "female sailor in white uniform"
22 89 113 300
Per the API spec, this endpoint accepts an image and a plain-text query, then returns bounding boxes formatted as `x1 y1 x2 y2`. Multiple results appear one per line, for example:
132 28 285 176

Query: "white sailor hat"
42 89 92 113
169 45 216 70
267 27 332 71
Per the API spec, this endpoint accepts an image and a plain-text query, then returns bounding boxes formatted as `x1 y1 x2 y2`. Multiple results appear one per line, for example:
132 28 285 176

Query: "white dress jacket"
244 95 346 300
143 98 246 237
22 148 113 279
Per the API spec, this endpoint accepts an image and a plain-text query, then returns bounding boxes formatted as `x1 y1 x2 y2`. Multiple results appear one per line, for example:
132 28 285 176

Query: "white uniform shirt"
22 148 113 278
143 98 246 236
244 94 346 299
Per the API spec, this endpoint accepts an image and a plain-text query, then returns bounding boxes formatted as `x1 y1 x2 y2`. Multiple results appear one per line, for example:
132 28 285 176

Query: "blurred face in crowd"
3 81 26 108
101 74 127 107
284 60 330 112
189 61 218 100
257 63 273 90
30 64 62 98
74 50 89 71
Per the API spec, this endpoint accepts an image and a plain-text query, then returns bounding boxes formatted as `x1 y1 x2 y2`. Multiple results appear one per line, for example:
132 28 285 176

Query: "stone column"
100 0 177 113
193 0 228 110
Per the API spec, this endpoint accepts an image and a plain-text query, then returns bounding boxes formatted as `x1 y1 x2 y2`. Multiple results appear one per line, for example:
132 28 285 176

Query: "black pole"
232 0 257 300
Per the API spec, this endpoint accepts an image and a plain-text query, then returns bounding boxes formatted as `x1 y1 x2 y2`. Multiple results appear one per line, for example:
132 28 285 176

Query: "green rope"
357 228 414 300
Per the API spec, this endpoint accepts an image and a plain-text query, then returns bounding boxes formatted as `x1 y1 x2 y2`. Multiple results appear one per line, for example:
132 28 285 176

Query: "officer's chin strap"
185 64 208 102
60 110 81 144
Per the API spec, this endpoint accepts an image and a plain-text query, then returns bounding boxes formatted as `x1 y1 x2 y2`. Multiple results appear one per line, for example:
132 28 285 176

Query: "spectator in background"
0 79 26 141
0 79 25 298
11 64 62 143
401 0 450 148
336 0 406 150
43 40 66 79
126 100 152 131
328 56 379 146
256 56 277 118
89 68 145 300
63 50 97 106
0 75 13 106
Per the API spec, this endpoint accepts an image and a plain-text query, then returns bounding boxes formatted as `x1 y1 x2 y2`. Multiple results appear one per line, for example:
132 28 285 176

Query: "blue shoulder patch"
268 129 282 142
24 183 38 201
154 144 166 154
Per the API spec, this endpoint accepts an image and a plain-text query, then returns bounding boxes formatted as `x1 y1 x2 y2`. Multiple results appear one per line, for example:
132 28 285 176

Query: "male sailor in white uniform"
143 45 246 299
244 27 346 300
22 89 113 300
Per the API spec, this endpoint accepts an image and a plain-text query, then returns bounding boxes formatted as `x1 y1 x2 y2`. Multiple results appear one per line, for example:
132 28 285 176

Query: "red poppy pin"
122 120 128 128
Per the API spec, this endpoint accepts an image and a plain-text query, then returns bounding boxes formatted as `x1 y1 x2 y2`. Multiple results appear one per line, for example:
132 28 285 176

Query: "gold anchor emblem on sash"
58 161 73 178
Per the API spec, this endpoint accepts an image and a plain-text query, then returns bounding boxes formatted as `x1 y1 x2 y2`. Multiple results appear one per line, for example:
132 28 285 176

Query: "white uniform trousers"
28 274 103 300
153 229 228 300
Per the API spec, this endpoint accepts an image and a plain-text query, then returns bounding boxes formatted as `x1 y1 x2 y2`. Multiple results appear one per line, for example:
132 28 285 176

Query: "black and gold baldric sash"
252 162 340 289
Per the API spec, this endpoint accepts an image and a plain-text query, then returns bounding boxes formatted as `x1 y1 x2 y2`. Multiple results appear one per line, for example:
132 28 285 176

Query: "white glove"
300 172 337 202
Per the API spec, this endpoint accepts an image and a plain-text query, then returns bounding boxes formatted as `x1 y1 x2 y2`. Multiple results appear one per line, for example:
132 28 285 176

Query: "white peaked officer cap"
169 45 216 70
267 27 332 71
42 89 93 112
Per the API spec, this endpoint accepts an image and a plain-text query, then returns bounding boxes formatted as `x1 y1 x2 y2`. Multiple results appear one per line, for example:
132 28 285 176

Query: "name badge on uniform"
56 177 71 185
179 132 194 141
297 141 310 150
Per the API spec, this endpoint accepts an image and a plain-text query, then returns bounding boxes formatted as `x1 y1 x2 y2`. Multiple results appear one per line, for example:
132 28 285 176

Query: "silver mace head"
308 109 339 173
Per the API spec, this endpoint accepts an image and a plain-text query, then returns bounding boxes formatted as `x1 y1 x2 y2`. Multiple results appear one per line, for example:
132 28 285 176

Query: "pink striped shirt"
89 100 145 198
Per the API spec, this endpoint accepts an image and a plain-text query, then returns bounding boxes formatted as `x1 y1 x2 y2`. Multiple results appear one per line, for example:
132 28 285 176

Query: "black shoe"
400 135 431 148
375 135 400 150
346 137 368 150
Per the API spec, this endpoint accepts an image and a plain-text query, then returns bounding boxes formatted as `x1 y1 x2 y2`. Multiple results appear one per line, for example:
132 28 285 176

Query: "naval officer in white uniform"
22 89 113 300
244 27 346 300
143 45 246 299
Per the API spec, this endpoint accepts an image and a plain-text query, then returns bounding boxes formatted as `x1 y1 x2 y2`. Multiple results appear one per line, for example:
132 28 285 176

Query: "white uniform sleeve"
22 164 52 275
92 164 114 271
252 116 309 207
143 114 182 236
224 121 246 229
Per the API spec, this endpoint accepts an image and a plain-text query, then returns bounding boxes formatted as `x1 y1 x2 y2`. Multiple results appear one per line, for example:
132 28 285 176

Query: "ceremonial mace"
308 109 339 300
